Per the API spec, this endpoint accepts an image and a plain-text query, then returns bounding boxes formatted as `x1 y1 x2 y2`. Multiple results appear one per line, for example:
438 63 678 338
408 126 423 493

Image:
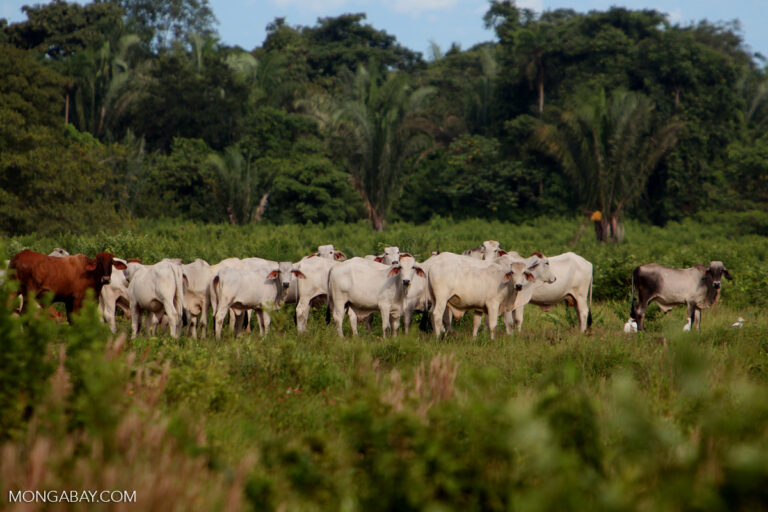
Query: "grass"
2 214 768 510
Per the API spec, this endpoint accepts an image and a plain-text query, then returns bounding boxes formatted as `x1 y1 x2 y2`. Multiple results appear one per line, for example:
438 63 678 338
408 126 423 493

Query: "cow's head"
706 261 732 289
275 261 295 289
397 255 426 288
49 248 70 258
383 246 401 265
527 252 556 284
503 261 530 291
481 240 502 260
87 252 125 286
316 244 346 261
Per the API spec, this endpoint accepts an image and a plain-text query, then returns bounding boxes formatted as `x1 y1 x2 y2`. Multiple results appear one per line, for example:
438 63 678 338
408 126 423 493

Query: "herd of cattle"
4 241 733 339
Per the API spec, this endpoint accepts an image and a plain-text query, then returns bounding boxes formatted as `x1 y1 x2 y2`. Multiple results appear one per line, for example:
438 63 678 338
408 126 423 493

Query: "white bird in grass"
731 317 745 328
623 318 638 333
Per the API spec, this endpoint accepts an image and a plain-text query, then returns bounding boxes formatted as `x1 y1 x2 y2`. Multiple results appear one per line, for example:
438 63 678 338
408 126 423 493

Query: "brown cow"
9 250 126 322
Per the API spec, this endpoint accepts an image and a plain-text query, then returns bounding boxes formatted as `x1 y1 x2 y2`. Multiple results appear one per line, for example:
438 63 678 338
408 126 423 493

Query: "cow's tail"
211 275 221 318
173 265 184 328
587 271 594 328
629 270 637 320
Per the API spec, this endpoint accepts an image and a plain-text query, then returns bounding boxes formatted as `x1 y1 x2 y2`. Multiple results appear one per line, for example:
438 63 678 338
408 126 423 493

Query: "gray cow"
631 261 732 331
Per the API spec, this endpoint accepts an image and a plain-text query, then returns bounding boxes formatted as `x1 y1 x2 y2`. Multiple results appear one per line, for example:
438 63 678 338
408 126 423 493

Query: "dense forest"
1 0 767 236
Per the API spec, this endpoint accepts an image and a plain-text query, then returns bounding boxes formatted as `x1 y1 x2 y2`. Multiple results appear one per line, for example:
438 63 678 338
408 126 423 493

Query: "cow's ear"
334 251 347 261
127 258 142 263
414 267 426 278
307 253 318 259
374 256 385 263
183 274 189 287
531 251 544 258
84 259 98 271
388 266 402 277
527 261 539 271
291 270 306 279
724 269 733 280
113 260 127 270
503 271 513 282
524 272 535 282
496 249 508 257
401 253 413 258
267 270 279 280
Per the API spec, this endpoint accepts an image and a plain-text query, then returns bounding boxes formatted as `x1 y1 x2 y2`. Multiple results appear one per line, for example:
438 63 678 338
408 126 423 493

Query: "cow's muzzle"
713 282 721 289
402 279 411 286
101 276 111 285
282 282 290 289
515 283 523 291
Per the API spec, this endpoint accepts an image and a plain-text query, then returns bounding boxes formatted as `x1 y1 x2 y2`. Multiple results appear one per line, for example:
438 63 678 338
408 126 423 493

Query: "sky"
2 0 767 61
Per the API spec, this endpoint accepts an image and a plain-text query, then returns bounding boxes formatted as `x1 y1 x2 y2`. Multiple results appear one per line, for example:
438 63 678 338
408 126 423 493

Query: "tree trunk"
65 94 70 124
537 67 544 116
371 211 386 232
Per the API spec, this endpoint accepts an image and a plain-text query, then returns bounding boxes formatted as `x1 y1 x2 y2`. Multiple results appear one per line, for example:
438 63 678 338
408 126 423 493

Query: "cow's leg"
255 309 265 335
380 306 392 337
349 309 359 336
683 301 696 331
262 311 271 336
233 311 246 338
103 296 118 334
504 308 523 334
404 306 413 334
391 310 401 336
431 300 447 338
574 297 589 333
189 315 198 339
296 299 310 334
487 303 500 340
472 310 484 337
214 305 228 340
685 303 702 331
245 310 253 334
633 295 649 331
131 302 141 339
332 300 346 337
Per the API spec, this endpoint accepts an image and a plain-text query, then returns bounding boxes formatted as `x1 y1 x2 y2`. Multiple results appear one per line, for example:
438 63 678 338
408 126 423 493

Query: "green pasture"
2 215 768 510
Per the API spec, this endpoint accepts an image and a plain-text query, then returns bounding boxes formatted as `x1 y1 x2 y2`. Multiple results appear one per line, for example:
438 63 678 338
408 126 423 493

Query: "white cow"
212 261 292 339
427 253 546 339
463 240 515 261
180 258 212 338
125 261 185 339
99 257 131 333
312 244 347 261
328 257 424 337
402 254 440 334
289 245 348 333
503 252 593 333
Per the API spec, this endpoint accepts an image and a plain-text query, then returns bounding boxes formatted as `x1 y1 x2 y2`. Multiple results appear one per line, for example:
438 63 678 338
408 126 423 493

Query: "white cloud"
517 0 543 14
268 0 352 12
390 0 458 16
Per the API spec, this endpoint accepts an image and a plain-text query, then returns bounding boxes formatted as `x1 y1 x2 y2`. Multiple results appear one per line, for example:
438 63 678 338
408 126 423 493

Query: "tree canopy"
0 1 765 235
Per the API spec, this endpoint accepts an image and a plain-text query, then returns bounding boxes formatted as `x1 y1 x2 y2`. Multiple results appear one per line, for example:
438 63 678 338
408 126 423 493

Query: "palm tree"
207 147 269 225
70 34 143 138
332 65 434 231
533 88 682 241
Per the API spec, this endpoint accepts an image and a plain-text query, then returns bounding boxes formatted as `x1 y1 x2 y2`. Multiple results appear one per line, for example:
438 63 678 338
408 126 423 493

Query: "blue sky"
2 0 766 60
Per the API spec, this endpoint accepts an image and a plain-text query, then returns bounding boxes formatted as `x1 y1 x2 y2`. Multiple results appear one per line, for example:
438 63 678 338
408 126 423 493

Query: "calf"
427 253 543 339
181 258 211 338
99 258 132 333
10 250 124 322
504 252 593 333
125 261 185 339
328 257 424 337
631 261 732 331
